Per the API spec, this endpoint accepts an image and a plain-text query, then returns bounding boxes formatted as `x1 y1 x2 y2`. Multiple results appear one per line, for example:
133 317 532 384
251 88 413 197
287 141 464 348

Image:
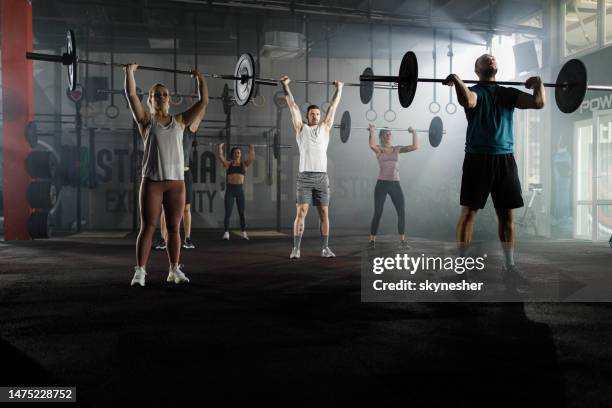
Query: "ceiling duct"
261 31 306 60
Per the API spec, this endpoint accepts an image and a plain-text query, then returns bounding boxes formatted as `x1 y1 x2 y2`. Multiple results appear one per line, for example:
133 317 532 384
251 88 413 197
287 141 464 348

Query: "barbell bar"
27 30 398 108
231 53 397 106
334 110 445 147
26 30 265 93
359 51 612 113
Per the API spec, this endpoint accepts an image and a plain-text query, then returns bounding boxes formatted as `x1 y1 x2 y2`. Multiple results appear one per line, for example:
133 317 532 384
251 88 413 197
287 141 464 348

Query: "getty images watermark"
360 242 595 302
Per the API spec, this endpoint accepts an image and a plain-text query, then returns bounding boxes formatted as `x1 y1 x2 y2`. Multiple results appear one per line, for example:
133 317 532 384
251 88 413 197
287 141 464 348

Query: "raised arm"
244 144 256 167
442 74 478 109
217 143 231 168
179 70 209 129
323 81 344 129
368 124 382 154
516 76 545 110
280 76 303 135
124 64 148 129
399 127 419 153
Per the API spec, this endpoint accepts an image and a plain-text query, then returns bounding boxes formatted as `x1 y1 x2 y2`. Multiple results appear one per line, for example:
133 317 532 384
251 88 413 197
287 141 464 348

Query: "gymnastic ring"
170 93 183 106
321 101 331 112
429 101 441 114
251 94 266 107
383 109 397 122
446 102 457 115
366 109 378 122
105 105 120 119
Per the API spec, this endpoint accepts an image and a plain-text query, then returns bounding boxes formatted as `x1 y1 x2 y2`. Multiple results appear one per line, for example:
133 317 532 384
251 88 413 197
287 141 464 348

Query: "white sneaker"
242 231 249 240
222 231 230 240
131 266 146 287
167 264 190 284
321 247 336 258
289 247 301 259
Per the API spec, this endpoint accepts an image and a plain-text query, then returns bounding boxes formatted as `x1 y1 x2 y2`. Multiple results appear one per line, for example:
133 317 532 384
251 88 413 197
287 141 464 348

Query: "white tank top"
141 115 185 181
297 124 329 173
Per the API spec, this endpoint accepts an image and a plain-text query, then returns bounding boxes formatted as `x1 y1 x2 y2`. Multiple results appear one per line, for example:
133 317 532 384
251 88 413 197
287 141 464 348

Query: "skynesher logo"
372 254 487 275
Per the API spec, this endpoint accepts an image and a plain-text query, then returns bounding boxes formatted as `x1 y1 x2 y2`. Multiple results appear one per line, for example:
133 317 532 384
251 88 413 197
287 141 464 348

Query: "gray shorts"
296 172 330 206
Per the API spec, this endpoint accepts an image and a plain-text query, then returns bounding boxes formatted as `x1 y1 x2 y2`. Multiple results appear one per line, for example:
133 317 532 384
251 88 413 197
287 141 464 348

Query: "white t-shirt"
297 124 330 173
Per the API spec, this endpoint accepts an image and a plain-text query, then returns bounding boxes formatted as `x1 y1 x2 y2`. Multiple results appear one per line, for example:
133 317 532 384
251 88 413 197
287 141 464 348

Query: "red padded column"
1 0 33 240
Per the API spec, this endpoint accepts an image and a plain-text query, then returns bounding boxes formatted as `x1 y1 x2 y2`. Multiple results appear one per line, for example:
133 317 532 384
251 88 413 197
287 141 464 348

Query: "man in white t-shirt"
280 76 343 259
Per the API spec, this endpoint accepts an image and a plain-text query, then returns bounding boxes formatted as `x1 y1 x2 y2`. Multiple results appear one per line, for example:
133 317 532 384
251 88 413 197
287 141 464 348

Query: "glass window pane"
565 0 599 56
597 205 612 239
576 124 593 201
606 0 612 44
598 115 612 201
575 204 593 238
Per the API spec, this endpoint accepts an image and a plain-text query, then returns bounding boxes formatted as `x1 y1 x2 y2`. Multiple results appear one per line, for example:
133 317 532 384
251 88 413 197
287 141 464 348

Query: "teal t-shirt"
464 84 523 155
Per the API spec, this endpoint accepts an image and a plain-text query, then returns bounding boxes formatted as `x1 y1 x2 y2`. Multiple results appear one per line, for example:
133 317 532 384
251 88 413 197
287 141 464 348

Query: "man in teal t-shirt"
443 54 545 285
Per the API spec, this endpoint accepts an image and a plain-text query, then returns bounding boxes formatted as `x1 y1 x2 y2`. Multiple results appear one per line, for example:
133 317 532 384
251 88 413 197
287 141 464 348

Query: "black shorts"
460 153 524 210
184 169 193 205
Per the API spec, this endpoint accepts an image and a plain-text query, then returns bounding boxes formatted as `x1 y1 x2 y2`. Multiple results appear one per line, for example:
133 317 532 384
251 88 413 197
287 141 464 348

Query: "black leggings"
370 180 405 235
224 184 246 232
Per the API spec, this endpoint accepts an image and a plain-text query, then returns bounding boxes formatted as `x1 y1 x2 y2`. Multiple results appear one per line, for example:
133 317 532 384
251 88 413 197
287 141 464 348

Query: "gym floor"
1 231 611 407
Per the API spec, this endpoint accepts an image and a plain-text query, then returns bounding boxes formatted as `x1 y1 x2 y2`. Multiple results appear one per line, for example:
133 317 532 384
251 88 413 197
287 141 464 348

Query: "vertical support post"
1 0 34 240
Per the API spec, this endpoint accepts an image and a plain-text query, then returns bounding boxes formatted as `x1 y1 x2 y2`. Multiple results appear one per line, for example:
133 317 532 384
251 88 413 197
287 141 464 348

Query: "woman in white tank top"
124 63 209 287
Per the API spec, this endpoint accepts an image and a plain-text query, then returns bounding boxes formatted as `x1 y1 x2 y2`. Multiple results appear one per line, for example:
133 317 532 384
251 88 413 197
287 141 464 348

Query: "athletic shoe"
289 247 301 259
368 240 376 249
222 232 230 240
398 240 411 249
182 238 196 249
321 247 336 258
502 265 529 287
167 264 190 284
131 266 146 287
154 239 167 251
242 231 249 240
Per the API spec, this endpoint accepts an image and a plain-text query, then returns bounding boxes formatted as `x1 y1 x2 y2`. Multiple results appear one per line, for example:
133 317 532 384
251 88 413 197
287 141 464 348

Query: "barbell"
195 138 292 160
26 30 262 94
334 110 445 147
27 30 396 107
359 51 612 113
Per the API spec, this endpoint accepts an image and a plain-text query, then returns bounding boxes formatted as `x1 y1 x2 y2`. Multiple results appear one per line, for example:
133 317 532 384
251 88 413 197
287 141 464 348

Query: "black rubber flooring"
0 231 611 407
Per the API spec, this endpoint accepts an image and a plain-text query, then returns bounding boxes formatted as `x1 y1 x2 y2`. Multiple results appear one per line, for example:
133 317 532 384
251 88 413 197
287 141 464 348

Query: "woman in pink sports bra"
368 124 418 248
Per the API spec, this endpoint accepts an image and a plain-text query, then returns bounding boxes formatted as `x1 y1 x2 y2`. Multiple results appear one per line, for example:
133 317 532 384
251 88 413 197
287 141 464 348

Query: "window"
606 0 612 44
564 0 599 56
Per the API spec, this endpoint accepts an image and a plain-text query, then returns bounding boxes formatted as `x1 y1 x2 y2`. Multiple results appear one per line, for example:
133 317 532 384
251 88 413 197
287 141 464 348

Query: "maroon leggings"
136 179 185 268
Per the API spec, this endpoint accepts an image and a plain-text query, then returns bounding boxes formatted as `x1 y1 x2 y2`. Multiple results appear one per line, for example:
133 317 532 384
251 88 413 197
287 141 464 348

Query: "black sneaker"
368 240 376 249
154 239 167 251
182 238 196 249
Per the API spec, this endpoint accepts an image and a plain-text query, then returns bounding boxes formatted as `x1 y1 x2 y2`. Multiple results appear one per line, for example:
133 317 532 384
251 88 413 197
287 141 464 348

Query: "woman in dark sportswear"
368 124 418 248
218 143 255 240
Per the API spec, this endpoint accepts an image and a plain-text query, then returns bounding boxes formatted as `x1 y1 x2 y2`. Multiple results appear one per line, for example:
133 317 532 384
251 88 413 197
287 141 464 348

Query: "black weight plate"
27 180 57 209
555 59 587 114
25 121 38 147
222 84 232 115
428 116 443 148
340 110 351 143
67 30 77 92
234 53 255 106
28 210 53 239
273 91 287 109
398 51 418 108
26 150 58 179
273 130 280 160
360 67 374 104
